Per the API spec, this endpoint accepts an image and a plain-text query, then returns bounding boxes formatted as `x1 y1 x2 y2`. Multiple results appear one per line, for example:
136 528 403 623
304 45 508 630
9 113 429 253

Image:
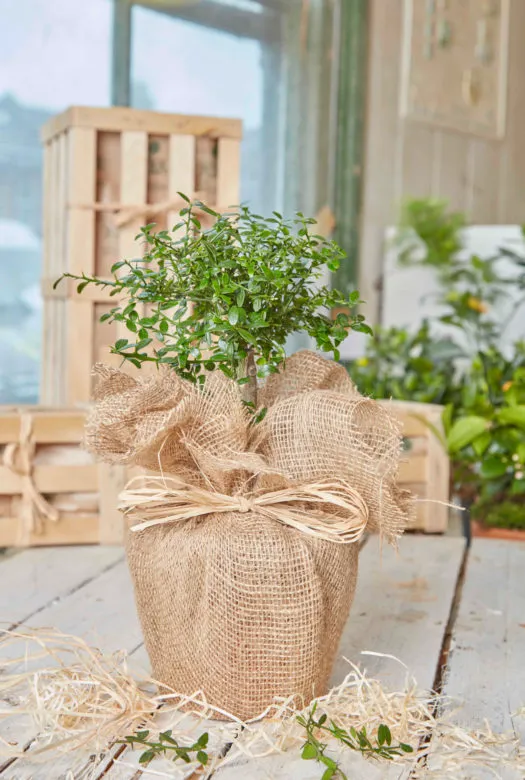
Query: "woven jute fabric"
86 350 412 720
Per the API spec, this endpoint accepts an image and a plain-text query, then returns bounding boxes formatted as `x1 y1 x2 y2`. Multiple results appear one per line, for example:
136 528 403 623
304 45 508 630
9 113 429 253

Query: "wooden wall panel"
360 0 525 323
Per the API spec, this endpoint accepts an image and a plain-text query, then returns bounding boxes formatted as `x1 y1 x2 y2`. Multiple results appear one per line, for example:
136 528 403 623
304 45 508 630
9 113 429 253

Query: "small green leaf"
228 307 240 326
139 750 155 764
480 456 508 480
378 724 392 746
237 328 258 346
236 289 246 306
400 743 414 753
197 733 209 748
77 280 89 294
197 750 208 765
159 319 169 334
497 405 525 428
472 431 491 456
447 416 490 453
115 339 128 351
321 769 335 780
301 743 318 760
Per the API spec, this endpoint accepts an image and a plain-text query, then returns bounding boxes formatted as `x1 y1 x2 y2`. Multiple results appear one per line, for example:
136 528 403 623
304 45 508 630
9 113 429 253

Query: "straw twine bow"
69 193 226 229
119 476 369 544
3 414 59 542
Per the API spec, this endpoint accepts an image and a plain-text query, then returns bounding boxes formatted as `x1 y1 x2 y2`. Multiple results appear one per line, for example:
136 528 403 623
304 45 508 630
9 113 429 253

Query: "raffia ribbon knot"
3 414 59 540
119 476 369 544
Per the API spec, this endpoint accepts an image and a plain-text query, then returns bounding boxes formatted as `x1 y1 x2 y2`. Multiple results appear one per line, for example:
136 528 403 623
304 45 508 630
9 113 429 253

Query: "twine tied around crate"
119 474 369 543
2 414 59 541
69 192 226 230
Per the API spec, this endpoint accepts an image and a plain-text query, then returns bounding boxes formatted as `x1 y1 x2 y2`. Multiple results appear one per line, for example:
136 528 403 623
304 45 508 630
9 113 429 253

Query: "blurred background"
0 0 523 405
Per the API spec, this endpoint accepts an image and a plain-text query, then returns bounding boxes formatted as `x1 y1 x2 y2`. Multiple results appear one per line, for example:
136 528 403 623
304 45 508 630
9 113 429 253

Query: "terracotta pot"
470 519 525 542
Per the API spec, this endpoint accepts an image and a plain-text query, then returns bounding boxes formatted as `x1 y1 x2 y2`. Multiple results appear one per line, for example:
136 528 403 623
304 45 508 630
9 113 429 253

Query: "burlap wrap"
86 350 412 720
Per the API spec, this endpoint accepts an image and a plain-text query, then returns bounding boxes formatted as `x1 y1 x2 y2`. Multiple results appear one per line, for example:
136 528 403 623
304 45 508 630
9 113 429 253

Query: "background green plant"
58 196 369 408
348 198 525 523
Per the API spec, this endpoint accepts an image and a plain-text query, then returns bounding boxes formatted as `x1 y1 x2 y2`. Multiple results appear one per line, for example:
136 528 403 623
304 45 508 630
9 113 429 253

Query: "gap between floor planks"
426 539 525 780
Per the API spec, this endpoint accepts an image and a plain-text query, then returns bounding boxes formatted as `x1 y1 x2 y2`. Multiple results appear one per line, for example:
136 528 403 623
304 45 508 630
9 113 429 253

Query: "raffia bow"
3 414 59 542
69 193 225 229
119 475 369 544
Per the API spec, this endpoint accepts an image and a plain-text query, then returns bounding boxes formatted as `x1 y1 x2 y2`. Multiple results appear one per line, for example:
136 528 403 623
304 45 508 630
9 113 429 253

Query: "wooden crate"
0 407 127 547
40 106 242 406
379 400 450 533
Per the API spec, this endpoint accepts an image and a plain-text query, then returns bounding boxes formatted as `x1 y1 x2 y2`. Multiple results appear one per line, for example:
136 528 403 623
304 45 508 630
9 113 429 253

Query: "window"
0 0 343 401
0 0 112 402
131 4 269 210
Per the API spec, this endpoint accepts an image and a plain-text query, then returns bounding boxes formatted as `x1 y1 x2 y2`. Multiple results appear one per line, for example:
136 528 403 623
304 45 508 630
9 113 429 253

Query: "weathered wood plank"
0 558 142 779
427 539 525 779
331 535 465 691
0 546 123 628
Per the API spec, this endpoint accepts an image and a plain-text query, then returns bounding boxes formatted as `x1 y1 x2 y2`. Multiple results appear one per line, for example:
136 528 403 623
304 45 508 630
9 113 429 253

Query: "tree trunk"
240 349 258 408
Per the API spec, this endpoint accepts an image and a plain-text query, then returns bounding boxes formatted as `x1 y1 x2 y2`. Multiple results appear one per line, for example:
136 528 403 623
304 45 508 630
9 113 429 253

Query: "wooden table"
0 535 523 779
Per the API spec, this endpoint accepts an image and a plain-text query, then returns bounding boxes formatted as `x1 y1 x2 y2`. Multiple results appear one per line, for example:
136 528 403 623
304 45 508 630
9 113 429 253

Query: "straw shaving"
0 629 523 778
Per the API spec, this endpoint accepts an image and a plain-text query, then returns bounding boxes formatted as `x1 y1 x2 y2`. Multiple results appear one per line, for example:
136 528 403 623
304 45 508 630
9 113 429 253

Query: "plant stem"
241 349 258 408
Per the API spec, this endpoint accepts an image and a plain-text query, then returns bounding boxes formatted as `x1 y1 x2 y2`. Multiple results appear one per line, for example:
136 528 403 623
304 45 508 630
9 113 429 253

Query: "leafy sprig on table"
118 728 209 767
297 703 413 779
120 706 413 779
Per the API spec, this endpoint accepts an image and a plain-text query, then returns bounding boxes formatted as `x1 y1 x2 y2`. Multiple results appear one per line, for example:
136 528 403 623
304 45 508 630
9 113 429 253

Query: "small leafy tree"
56 196 370 408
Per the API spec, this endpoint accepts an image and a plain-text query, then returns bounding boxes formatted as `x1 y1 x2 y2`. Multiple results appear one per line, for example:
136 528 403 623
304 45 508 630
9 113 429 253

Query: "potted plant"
57 198 410 720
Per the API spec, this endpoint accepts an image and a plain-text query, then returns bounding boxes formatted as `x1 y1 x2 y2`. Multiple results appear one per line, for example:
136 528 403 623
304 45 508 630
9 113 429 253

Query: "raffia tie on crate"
69 192 226 229
2 413 59 542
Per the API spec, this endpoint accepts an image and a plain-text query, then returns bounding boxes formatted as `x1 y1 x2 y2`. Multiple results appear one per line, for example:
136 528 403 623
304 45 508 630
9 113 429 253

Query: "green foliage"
121 709 414 778
349 322 461 405
56 197 369 407
118 728 209 767
398 198 465 275
297 703 413 779
348 198 525 515
471 496 525 531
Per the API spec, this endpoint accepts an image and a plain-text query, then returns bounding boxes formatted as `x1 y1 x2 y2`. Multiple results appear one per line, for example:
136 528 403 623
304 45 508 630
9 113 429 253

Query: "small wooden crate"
40 106 242 406
0 407 127 547
379 400 450 533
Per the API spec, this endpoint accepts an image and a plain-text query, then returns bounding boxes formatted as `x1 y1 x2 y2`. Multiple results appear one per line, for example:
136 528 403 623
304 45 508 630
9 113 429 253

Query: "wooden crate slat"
217 137 241 207
398 454 428 483
379 400 449 533
98 463 129 545
0 411 85 444
0 465 98 495
41 106 243 142
168 133 196 228
0 516 101 547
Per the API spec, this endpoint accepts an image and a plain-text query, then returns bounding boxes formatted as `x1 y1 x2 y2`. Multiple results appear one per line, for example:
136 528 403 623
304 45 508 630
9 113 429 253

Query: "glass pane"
0 0 112 403
131 4 278 212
